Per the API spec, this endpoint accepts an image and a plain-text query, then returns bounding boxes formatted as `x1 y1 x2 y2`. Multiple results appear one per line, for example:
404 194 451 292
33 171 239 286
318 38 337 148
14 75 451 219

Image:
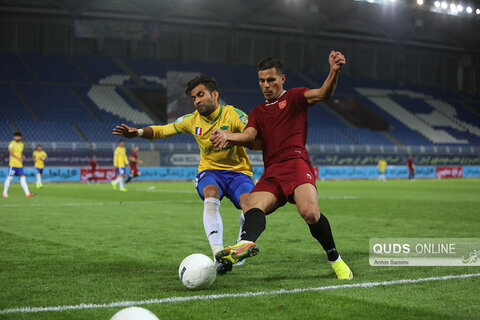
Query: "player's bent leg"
216 192 278 266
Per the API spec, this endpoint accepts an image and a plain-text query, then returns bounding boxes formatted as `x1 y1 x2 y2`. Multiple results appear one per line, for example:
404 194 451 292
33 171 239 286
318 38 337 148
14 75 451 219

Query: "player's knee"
299 208 320 224
203 185 220 199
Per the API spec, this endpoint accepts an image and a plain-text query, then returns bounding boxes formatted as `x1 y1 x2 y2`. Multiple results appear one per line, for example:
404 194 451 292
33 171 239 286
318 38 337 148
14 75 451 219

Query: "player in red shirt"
211 54 352 280
87 155 98 183
407 156 415 180
126 146 142 183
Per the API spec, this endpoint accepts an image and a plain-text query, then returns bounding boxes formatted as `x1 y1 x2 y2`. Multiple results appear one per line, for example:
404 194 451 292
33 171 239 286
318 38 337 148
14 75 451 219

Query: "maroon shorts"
130 167 140 175
252 158 316 206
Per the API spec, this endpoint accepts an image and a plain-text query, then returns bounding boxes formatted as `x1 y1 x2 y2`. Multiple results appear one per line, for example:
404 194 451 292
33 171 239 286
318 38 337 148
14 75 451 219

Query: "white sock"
237 211 245 243
20 176 30 195
203 197 223 257
3 176 13 194
119 177 125 189
36 173 42 185
113 176 120 185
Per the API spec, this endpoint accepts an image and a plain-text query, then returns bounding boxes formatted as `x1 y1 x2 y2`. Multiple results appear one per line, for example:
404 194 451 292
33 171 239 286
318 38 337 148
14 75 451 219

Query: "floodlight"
434 1 440 7
466 6 472 13
441 2 448 9
417 0 423 5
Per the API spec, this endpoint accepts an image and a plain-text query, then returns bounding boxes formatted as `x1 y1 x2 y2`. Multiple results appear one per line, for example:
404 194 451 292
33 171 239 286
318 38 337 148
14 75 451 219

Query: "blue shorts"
117 167 126 176
36 168 43 174
8 166 24 177
195 170 254 209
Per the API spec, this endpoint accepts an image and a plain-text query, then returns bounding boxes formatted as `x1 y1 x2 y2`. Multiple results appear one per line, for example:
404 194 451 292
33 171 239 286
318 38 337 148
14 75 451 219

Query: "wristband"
137 129 144 137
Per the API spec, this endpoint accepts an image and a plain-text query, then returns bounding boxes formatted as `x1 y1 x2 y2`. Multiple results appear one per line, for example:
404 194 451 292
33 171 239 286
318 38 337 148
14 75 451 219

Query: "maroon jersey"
89 160 97 171
130 151 137 169
407 158 414 172
246 87 312 168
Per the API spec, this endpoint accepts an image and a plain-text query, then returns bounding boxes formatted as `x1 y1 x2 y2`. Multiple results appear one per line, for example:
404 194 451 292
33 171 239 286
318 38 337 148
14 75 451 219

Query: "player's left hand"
329 51 346 72
210 129 230 150
113 124 138 138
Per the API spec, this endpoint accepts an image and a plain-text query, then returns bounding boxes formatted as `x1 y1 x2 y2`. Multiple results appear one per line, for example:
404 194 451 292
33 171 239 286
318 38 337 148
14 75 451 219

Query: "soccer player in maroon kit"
126 146 142 183
88 155 98 183
407 156 415 180
211 53 353 280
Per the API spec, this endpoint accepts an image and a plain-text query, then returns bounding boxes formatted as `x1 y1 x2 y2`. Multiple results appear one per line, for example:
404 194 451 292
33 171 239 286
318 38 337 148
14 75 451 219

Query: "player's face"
14 135 21 142
258 68 286 102
37 146 42 151
191 84 218 117
119 141 124 147
134 146 139 152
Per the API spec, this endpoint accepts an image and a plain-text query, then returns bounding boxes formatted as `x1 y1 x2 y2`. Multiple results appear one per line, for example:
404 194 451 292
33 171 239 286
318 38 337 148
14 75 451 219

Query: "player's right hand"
113 124 138 138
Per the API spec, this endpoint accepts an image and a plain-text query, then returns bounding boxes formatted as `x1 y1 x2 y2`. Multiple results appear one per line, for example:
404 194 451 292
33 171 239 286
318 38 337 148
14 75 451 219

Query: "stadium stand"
1 52 479 151
20 53 87 83
0 52 35 81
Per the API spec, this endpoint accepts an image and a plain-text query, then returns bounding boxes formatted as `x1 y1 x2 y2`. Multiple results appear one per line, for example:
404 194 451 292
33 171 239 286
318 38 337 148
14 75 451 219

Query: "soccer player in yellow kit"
112 140 129 192
3 132 34 198
113 75 256 274
32 144 47 189
377 157 387 182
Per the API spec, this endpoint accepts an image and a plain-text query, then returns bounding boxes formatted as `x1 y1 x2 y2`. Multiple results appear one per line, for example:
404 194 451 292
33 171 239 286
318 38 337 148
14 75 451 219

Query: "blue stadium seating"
0 52 35 81
73 55 126 83
1 53 479 149
0 84 37 121
16 84 97 122
21 53 87 83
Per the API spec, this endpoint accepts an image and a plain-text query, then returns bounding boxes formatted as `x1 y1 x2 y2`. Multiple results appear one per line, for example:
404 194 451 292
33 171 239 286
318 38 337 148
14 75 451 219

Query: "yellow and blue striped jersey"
150 105 253 176
33 150 47 169
114 146 129 168
8 140 24 168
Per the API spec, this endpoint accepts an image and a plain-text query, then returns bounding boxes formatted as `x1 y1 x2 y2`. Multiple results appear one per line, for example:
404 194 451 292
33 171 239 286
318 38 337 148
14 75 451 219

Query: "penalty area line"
1 273 479 315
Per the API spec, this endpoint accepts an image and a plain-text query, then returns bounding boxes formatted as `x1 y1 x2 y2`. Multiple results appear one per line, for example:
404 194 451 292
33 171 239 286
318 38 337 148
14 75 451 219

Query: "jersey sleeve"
245 108 259 134
291 87 313 109
231 108 249 133
150 114 193 139
8 143 13 151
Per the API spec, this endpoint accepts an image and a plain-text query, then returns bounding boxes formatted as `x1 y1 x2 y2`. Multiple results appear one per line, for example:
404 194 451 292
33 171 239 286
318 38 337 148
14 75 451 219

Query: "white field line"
1 273 479 315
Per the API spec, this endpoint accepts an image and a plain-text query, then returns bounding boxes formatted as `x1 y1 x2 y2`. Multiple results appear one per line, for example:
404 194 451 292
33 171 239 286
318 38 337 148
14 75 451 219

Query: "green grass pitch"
1 179 479 319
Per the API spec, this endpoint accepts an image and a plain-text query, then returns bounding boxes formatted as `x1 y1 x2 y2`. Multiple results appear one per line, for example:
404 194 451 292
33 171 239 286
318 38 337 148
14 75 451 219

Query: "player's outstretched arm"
210 127 257 150
305 51 346 105
113 124 154 139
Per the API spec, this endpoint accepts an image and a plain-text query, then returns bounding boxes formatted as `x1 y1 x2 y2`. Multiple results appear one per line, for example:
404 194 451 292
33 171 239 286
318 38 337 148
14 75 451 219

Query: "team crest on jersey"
176 116 184 123
239 115 248 124
195 127 203 135
279 100 287 109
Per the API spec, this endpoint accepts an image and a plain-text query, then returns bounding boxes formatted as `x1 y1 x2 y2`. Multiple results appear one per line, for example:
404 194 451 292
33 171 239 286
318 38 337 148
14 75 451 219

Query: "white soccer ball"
178 253 216 290
110 307 159 320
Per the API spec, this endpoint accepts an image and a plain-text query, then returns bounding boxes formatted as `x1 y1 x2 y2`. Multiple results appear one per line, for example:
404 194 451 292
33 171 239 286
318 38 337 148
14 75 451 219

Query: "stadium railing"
0 141 478 154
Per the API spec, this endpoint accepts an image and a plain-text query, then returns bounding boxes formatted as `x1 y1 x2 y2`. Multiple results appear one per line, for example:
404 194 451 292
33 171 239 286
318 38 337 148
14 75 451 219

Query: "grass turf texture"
1 179 479 319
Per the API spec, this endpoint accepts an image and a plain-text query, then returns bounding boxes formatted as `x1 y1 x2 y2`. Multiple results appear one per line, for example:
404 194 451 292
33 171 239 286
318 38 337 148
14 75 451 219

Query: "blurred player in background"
407 156 415 181
211 54 353 280
32 144 47 189
88 155 98 183
3 132 34 198
377 157 387 182
113 75 256 274
125 146 142 183
112 140 128 192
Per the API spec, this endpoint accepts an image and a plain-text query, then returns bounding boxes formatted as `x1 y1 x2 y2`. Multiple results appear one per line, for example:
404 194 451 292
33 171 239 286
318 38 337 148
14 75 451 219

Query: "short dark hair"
37 144 42 148
185 74 218 96
256 56 284 75
14 132 22 137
